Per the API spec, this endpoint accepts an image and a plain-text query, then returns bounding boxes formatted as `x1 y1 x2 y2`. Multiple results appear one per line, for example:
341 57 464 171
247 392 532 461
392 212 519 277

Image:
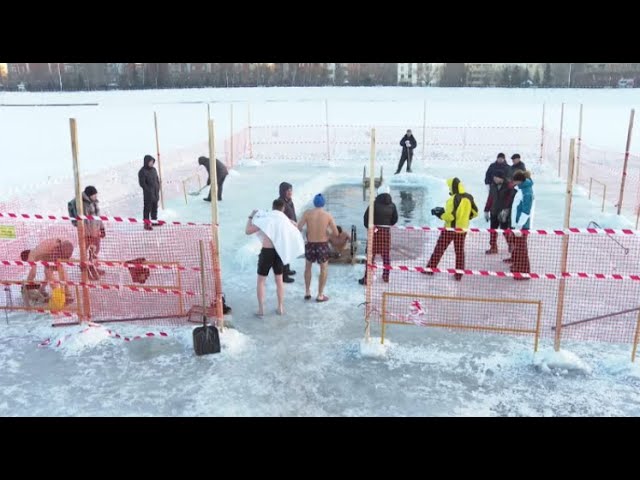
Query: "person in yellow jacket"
426 177 478 280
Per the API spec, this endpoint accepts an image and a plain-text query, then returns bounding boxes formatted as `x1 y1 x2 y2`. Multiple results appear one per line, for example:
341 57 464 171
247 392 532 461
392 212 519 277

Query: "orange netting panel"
0 215 222 327
246 125 542 163
365 226 640 348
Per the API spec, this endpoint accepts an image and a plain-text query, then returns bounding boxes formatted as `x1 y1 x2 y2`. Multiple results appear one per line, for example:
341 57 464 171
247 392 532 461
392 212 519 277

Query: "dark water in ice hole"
307 184 430 250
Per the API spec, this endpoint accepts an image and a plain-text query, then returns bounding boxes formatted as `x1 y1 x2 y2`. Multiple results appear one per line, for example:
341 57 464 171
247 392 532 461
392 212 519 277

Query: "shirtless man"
21 238 74 306
245 199 288 316
297 194 338 302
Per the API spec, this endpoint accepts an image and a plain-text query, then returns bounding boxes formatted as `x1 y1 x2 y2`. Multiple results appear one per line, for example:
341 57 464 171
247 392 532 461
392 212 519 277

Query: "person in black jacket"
278 181 297 283
484 153 509 189
359 186 399 285
198 156 229 202
394 129 417 174
138 154 161 230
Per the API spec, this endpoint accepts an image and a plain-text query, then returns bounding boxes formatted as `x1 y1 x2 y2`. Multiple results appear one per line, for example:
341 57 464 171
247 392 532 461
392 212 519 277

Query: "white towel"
251 210 305 265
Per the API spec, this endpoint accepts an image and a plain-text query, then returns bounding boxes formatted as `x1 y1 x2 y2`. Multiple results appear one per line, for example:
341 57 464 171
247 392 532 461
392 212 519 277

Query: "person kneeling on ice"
425 177 478 281
297 193 339 302
21 238 74 307
245 199 305 316
329 226 352 258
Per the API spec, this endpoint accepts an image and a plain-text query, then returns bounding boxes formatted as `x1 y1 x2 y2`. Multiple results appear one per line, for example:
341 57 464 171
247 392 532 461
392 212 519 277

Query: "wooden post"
177 268 184 315
422 99 427 163
575 103 583 184
154 111 165 211
636 205 640 230
558 103 565 178
632 309 640 362
208 119 224 330
617 109 635 215
554 138 576 351
539 103 545 164
247 103 253 159
182 180 188 205
534 301 542 353
69 118 91 320
364 128 376 341
207 103 210 122
588 177 593 199
325 99 331 162
230 104 234 169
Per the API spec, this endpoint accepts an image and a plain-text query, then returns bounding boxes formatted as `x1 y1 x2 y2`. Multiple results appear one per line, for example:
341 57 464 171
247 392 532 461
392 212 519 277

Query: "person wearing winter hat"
138 154 161 230
298 193 339 302
507 170 534 278
359 185 398 285
508 153 527 181
483 171 514 255
67 185 105 280
484 152 509 190
278 182 297 282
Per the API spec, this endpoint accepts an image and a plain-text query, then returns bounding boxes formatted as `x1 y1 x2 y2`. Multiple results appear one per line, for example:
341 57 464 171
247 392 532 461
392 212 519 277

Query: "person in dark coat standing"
198 156 229 202
483 170 514 255
508 153 526 180
394 129 417 174
359 185 399 285
138 154 161 230
278 181 297 283
484 153 509 190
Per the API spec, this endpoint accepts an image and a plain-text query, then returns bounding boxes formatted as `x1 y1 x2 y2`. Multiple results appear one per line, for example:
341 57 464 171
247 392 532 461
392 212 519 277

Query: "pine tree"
512 66 522 86
543 63 552 86
533 68 541 86
500 67 510 87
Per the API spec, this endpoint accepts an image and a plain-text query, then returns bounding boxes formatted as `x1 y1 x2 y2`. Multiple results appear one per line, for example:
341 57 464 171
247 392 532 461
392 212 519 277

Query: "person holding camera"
426 178 478 281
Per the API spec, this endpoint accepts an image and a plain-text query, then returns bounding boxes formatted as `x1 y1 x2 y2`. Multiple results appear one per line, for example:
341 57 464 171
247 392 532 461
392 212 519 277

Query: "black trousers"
396 150 413 173
143 199 158 221
205 176 226 201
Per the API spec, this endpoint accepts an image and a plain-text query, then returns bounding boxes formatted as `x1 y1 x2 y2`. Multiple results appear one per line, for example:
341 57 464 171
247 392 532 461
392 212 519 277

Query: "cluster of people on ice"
20 132 534 318
243 147 535 316
19 153 229 308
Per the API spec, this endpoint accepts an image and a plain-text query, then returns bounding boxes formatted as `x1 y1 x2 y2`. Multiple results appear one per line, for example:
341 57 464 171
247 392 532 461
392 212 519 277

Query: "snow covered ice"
1 86 639 416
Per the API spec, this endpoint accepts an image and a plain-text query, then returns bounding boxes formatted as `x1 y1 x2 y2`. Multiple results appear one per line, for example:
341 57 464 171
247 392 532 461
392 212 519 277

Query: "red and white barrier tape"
251 124 538 130
0 279 197 296
0 212 217 227
368 264 640 281
38 322 169 348
34 308 76 318
389 226 638 236
1 260 202 272
251 140 534 147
